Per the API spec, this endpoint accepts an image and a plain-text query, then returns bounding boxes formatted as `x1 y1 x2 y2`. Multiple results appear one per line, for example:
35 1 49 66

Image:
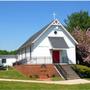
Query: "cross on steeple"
53 12 56 20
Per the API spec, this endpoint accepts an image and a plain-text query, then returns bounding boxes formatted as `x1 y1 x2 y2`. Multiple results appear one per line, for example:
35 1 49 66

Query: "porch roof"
49 37 69 49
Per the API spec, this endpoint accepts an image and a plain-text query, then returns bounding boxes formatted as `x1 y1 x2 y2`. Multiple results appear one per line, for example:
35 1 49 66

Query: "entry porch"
15 50 69 65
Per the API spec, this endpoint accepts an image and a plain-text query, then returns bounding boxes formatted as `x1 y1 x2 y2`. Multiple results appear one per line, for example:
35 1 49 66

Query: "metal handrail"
30 57 52 64
54 64 68 80
14 57 52 65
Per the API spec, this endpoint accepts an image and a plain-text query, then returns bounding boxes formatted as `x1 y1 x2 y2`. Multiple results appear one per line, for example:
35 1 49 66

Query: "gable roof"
18 21 52 50
18 19 78 50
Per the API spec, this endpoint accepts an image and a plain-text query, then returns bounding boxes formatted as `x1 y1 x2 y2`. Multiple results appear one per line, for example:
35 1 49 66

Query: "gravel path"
0 78 90 85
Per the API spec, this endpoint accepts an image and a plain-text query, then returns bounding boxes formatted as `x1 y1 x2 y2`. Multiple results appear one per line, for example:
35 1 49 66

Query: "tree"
0 50 8 55
65 11 90 32
71 27 90 66
0 50 17 55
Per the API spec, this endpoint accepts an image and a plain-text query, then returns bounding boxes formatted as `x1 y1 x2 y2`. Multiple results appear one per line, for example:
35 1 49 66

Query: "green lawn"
0 67 63 80
0 67 90 90
51 76 63 81
0 67 29 80
0 81 90 90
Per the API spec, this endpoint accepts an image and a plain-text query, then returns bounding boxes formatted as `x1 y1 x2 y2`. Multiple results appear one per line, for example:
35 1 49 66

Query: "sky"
0 1 90 51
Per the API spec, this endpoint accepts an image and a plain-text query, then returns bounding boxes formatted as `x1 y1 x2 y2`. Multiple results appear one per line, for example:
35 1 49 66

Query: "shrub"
41 64 46 68
72 65 90 78
51 74 56 78
34 75 39 78
29 75 32 78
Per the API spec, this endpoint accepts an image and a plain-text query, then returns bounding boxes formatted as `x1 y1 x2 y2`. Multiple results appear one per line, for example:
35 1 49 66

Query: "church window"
54 31 57 34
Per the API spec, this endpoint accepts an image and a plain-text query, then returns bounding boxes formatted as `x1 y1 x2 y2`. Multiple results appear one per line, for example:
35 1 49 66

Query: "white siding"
0 58 16 66
31 26 76 64
0 59 2 65
18 25 76 64
26 47 30 59
5 58 16 66
22 49 25 59
67 47 76 64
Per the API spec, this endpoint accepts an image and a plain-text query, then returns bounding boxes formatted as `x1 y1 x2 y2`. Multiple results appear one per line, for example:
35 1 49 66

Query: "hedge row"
72 65 90 78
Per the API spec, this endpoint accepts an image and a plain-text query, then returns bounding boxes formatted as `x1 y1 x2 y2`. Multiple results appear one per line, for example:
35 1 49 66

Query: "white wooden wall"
0 58 16 66
18 25 76 64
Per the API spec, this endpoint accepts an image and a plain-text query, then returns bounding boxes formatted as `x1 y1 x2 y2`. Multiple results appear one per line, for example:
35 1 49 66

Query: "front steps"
55 64 80 80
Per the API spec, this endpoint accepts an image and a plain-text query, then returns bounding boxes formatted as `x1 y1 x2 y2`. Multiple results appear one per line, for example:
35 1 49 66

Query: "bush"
51 74 56 78
29 74 39 79
72 65 90 78
29 75 32 78
33 75 39 78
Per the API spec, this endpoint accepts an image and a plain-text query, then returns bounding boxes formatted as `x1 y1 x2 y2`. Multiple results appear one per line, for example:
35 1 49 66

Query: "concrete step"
61 65 80 80
55 64 80 80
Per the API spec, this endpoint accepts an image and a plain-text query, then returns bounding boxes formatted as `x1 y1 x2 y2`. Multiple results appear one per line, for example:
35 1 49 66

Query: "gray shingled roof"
19 22 52 49
49 37 69 49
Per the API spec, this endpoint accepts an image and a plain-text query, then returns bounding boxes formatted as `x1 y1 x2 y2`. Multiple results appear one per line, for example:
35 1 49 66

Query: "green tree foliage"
65 11 90 66
65 11 90 32
0 50 17 55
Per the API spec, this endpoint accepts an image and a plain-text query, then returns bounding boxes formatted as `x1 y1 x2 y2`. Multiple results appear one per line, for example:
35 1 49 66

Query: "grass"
0 81 90 90
0 67 63 80
0 67 30 80
84 78 90 80
51 76 63 81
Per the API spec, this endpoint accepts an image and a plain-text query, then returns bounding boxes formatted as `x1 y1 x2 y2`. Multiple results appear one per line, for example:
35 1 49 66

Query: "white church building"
16 19 78 65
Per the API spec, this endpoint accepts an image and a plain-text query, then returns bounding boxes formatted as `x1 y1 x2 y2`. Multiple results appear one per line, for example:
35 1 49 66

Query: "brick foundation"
14 64 60 80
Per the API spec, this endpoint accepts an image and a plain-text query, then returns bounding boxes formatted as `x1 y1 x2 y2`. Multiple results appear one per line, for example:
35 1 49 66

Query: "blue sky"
0 1 90 51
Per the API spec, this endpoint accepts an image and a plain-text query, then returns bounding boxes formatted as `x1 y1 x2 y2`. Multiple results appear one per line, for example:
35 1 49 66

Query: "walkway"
0 78 90 85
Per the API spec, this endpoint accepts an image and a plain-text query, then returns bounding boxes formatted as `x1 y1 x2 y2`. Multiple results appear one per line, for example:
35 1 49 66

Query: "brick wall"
15 64 59 79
